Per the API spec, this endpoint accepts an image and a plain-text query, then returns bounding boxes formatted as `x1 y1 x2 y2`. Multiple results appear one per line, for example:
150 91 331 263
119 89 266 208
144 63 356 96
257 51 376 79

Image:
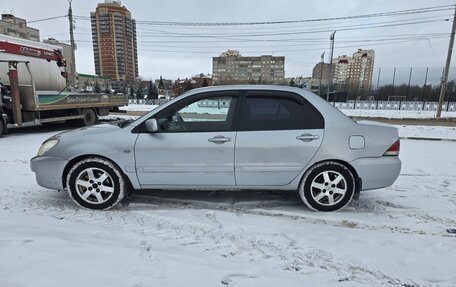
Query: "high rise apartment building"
212 50 285 85
91 1 138 82
0 14 39 42
311 49 375 95
312 62 334 85
333 55 352 86
347 49 375 94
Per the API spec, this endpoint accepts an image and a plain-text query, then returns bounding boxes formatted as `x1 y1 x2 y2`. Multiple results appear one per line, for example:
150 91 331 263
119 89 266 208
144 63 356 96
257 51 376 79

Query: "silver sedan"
30 85 401 212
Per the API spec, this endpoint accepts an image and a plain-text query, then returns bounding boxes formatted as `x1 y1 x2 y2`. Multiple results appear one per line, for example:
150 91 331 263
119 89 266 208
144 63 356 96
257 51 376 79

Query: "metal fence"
129 99 167 105
333 101 456 111
129 99 456 112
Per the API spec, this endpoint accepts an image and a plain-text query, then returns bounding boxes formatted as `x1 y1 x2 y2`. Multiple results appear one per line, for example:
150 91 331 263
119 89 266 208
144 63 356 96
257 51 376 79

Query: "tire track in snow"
130 195 455 238
0 190 431 286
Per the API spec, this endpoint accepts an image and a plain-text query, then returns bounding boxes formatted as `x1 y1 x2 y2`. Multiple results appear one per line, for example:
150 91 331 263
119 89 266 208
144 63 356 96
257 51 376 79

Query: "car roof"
186 84 308 94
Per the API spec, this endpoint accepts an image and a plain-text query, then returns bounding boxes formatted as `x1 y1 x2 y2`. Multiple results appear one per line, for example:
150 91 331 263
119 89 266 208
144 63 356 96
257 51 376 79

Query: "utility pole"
376 67 381 91
326 31 336 101
436 4 456 117
423 67 429 101
68 0 77 88
319 52 325 97
406 67 413 101
391 67 396 98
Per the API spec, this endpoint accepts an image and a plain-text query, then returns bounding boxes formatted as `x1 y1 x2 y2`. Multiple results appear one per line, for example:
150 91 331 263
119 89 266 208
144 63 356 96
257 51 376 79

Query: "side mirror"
144 118 158 133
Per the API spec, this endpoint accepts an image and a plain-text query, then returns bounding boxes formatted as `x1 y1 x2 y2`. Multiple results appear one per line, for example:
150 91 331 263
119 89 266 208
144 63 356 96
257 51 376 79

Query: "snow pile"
120 104 159 112
395 125 456 140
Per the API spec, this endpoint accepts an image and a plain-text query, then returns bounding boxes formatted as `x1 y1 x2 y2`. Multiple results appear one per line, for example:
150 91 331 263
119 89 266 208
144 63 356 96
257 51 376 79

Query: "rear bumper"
30 155 68 190
351 156 401 191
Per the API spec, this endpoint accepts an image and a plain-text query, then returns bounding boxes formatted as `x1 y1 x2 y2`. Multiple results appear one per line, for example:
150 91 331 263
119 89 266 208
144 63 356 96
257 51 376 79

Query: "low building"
0 14 39 42
212 50 285 85
76 73 112 93
192 73 212 87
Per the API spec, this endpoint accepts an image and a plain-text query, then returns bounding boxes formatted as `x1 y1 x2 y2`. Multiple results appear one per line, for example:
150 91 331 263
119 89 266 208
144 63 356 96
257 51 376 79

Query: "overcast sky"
3 0 456 84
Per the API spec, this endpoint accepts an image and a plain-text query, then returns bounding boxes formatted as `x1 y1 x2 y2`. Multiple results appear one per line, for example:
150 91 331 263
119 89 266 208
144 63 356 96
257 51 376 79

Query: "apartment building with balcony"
91 1 138 82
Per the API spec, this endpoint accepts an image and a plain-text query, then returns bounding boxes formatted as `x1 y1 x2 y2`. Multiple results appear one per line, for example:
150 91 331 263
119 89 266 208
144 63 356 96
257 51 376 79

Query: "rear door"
235 91 325 186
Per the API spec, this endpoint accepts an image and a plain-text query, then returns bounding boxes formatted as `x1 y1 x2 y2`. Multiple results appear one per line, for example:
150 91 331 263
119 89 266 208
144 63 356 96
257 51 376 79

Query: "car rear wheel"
299 162 355 212
66 157 126 210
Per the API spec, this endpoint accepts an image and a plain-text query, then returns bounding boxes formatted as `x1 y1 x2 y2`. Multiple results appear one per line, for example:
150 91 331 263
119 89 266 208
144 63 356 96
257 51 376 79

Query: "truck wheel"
0 120 3 135
66 157 126 210
80 108 98 126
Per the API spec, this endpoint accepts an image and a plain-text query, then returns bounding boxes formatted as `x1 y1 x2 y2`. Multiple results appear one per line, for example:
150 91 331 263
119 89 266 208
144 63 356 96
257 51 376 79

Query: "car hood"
50 124 120 140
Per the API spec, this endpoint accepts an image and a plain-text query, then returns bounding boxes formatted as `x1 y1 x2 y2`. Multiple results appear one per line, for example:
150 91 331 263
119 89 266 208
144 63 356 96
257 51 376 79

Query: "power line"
132 19 448 39
70 35 449 54
28 15 67 23
71 4 454 27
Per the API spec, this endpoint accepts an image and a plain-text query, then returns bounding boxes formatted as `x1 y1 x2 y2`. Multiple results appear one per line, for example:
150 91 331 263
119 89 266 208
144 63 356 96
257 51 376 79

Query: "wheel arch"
62 154 135 195
304 159 362 194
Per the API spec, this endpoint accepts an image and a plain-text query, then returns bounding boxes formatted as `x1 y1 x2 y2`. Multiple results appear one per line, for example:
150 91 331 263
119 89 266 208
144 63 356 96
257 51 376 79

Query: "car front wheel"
299 162 355 212
66 157 126 210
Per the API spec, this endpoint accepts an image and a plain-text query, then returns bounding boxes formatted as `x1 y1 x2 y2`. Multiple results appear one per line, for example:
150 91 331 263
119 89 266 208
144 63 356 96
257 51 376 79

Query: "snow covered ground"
1 125 456 287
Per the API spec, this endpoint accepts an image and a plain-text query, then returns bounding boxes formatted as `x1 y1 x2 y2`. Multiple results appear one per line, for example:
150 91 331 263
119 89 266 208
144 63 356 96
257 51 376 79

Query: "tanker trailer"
0 34 127 135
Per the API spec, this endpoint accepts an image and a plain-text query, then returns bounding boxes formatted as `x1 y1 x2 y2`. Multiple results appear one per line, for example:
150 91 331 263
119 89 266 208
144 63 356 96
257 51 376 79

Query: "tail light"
384 139 400 156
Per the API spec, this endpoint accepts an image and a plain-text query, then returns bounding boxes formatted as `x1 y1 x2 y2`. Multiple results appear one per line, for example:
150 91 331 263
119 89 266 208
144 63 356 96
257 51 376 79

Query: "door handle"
208 136 232 144
296 134 320 142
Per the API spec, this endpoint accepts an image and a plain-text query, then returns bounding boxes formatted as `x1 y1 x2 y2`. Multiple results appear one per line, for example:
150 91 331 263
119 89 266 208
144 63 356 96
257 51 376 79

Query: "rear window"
238 92 324 131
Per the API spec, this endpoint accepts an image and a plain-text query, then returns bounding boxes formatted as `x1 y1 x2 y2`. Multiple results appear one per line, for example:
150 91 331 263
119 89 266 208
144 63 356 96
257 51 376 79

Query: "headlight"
37 139 59 156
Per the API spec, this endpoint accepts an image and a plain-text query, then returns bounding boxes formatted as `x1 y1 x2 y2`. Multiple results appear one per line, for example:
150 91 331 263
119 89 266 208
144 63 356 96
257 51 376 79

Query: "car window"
239 92 324 131
156 94 237 132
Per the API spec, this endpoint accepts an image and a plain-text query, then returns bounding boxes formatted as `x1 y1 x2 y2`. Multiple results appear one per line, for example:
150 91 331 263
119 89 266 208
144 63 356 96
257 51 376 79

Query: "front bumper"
30 155 69 190
351 156 401 191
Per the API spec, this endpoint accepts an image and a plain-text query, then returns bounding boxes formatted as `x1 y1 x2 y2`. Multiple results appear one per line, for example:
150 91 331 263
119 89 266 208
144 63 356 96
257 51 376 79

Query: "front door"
135 92 239 188
235 91 325 186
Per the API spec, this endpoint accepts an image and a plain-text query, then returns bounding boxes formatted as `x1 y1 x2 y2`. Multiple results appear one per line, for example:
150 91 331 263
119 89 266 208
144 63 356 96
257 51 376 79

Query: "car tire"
0 119 4 135
79 108 98 126
299 161 355 212
66 157 126 210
